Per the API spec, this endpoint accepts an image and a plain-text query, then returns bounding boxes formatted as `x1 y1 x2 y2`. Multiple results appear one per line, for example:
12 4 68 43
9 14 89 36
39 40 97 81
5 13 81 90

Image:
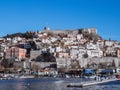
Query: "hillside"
3 28 102 41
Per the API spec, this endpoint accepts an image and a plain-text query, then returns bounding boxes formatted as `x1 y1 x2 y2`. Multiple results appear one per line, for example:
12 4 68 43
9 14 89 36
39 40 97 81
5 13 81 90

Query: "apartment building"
6 47 26 61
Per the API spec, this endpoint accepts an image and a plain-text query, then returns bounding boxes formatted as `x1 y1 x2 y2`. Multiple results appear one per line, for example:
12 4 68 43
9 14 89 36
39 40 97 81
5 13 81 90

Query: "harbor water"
0 77 120 90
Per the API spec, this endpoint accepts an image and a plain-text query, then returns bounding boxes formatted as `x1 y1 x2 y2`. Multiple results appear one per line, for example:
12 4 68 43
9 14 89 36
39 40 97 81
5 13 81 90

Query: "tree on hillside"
78 29 82 34
35 52 56 62
1 59 14 68
83 53 88 58
70 60 80 69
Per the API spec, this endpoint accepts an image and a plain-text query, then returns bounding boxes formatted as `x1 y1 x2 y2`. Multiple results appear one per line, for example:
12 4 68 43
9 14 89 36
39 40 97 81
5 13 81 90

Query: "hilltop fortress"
42 27 97 35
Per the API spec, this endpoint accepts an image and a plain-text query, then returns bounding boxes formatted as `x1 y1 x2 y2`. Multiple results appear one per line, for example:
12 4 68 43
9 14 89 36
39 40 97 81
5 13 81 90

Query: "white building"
70 48 79 59
55 46 62 52
42 38 51 44
56 58 71 68
77 34 83 40
50 37 57 42
13 37 22 42
104 40 114 47
50 48 55 53
87 50 103 58
86 42 100 50
78 49 86 58
97 40 104 48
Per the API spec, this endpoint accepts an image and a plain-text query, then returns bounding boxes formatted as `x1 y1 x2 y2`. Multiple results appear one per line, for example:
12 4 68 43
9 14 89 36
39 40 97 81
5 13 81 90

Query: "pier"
67 78 119 87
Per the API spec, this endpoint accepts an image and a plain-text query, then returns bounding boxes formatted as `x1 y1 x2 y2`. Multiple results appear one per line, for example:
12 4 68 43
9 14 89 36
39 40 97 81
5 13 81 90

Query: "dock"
67 78 119 87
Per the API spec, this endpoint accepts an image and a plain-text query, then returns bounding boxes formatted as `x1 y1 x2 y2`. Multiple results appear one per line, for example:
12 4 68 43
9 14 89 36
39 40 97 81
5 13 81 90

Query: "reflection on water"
0 78 120 90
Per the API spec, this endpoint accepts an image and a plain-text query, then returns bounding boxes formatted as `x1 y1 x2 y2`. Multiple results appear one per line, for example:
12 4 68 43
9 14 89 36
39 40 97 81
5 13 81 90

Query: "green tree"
1 59 13 68
83 53 88 58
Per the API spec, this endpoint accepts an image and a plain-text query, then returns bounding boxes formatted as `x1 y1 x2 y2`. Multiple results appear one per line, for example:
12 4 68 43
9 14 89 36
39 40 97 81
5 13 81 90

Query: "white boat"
83 75 96 79
19 75 34 79
65 75 71 78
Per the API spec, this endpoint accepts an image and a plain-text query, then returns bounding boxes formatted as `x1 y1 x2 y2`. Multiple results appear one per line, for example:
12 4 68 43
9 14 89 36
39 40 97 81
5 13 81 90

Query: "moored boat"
19 75 34 79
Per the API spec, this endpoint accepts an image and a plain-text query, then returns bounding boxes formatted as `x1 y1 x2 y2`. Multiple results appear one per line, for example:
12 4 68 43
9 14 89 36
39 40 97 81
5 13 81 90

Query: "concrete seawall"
67 78 119 87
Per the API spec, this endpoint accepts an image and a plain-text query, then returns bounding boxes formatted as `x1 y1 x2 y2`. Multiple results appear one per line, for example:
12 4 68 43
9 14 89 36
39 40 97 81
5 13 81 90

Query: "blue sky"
0 0 120 41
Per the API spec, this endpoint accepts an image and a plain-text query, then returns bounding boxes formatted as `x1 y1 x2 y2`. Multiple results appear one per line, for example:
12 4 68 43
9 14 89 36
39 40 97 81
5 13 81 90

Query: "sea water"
0 77 119 90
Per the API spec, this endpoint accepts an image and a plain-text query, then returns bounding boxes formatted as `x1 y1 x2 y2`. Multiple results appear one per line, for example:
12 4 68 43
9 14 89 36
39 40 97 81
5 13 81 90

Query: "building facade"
6 47 26 60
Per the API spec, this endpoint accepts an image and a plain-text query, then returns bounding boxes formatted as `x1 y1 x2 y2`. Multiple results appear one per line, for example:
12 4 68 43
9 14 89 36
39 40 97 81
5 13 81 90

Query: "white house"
77 34 83 40
78 49 86 58
86 42 99 50
87 50 103 58
104 40 114 47
70 48 79 59
55 46 62 52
